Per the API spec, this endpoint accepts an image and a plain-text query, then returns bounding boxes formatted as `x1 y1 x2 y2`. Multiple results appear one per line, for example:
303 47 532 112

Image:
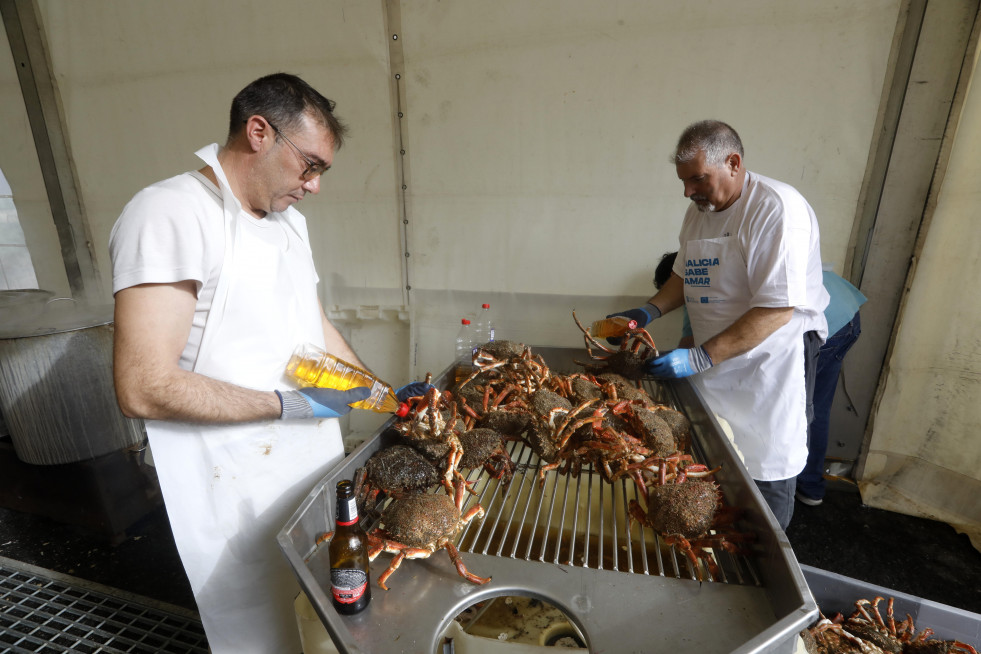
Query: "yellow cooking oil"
588 316 637 338
285 344 409 416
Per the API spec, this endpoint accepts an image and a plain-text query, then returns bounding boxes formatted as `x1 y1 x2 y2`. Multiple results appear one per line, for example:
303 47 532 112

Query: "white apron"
145 145 343 653
684 235 808 481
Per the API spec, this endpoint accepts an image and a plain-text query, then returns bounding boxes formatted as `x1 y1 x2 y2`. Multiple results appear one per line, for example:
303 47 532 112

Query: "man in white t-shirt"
109 73 424 653
609 120 828 531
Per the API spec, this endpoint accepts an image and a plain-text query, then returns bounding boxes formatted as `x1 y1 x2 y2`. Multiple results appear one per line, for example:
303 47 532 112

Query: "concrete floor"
1 481 979 620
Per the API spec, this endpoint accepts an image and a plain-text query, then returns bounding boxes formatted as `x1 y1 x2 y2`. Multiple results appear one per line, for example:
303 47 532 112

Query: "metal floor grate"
0 558 207 654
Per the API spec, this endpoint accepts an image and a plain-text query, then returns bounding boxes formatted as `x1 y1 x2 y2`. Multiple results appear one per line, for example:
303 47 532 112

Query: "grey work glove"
276 386 372 419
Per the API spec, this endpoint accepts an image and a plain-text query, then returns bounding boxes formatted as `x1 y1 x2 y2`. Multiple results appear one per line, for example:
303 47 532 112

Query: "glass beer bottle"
329 480 371 615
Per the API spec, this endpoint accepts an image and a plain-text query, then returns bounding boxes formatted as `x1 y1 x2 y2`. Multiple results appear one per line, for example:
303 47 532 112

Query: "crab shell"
380 492 462 548
647 479 721 539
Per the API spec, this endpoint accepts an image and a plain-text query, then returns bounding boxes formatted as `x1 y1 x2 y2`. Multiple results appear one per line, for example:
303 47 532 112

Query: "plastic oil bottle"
454 318 476 383
588 316 638 338
285 344 410 417
473 303 495 347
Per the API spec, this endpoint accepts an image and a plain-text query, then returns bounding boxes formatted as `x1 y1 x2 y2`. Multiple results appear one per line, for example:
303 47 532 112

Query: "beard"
692 196 716 213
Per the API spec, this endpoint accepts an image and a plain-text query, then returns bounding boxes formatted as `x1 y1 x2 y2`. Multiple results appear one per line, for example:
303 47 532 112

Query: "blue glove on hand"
606 304 662 345
647 346 713 379
277 386 372 420
395 381 435 403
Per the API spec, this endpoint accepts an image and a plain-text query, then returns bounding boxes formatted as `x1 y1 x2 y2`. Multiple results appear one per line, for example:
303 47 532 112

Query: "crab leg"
444 542 492 585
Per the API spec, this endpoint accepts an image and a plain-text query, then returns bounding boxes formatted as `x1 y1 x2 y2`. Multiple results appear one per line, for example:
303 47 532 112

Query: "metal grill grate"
449 440 759 584
355 377 758 586
0 558 207 654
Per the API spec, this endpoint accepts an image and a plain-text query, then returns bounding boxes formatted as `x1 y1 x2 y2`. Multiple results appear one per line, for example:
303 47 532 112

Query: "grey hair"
673 120 744 167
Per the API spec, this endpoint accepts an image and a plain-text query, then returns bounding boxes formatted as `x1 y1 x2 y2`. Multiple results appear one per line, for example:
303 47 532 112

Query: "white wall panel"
35 0 404 308
399 0 900 297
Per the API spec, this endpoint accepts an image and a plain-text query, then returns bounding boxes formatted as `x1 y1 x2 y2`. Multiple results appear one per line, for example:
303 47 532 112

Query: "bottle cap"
626 319 638 329
461 318 471 325
395 402 410 417
482 303 490 309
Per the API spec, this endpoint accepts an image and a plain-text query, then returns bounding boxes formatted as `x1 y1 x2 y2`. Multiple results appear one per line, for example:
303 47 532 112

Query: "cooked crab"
572 310 659 380
354 444 441 513
366 479 490 590
458 427 516 486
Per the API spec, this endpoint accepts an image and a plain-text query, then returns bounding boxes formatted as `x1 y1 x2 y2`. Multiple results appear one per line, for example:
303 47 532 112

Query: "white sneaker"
795 491 823 506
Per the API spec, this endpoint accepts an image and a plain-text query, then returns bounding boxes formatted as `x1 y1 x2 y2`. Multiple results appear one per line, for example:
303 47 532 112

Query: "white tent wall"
398 1 898 381
0 11 70 297
6 0 899 445
858 28 981 548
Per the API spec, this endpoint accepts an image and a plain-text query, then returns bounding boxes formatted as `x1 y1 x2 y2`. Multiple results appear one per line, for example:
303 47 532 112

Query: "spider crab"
366 479 490 590
537 397 654 484
802 596 980 654
353 444 441 514
627 467 750 582
391 384 466 490
572 310 659 380
458 427 517 486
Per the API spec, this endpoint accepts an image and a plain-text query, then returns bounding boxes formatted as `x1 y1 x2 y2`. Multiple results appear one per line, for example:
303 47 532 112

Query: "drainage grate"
0 558 207 654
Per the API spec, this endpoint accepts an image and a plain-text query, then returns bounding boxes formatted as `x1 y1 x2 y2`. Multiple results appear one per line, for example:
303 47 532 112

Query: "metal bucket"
0 298 145 465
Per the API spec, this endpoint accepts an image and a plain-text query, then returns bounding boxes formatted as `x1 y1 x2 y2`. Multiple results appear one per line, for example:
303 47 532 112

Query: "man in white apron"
109 74 409 653
610 120 828 531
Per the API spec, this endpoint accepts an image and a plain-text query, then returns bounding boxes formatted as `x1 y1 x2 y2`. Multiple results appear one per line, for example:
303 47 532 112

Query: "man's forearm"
115 362 282 423
113 283 284 424
647 274 686 315
701 306 794 365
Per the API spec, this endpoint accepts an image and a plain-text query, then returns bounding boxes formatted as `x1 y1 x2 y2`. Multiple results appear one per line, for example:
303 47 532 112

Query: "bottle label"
335 496 359 527
331 568 368 604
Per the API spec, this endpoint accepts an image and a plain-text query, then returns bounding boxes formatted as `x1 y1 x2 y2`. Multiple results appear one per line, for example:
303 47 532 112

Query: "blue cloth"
822 271 867 335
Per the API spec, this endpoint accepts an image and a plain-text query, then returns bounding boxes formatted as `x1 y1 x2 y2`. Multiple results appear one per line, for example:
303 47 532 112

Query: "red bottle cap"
627 319 638 329
462 319 471 325
482 303 490 309
395 402 410 418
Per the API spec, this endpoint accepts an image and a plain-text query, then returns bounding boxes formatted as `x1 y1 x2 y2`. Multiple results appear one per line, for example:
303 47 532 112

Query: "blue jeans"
755 478 796 531
796 313 862 500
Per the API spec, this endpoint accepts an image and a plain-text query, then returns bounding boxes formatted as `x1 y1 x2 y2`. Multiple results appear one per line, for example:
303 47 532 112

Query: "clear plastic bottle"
285 344 410 417
454 318 475 383
589 316 638 338
473 303 495 346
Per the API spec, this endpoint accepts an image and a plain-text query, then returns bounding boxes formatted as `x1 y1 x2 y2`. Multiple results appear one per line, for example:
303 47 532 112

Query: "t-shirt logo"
685 257 719 288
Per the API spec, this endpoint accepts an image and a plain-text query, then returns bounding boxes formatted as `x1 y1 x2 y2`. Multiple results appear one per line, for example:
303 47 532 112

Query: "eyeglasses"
266 120 330 180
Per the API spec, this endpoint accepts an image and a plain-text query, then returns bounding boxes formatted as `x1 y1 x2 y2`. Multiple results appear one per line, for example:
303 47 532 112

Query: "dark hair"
228 73 348 148
654 251 677 290
673 120 743 167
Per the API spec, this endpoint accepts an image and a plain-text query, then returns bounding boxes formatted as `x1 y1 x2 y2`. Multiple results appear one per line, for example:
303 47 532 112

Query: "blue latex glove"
276 386 371 419
606 304 662 345
647 346 713 379
395 381 435 403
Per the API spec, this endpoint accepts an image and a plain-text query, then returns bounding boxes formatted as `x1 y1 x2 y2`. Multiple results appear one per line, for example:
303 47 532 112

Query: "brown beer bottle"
328 480 371 614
